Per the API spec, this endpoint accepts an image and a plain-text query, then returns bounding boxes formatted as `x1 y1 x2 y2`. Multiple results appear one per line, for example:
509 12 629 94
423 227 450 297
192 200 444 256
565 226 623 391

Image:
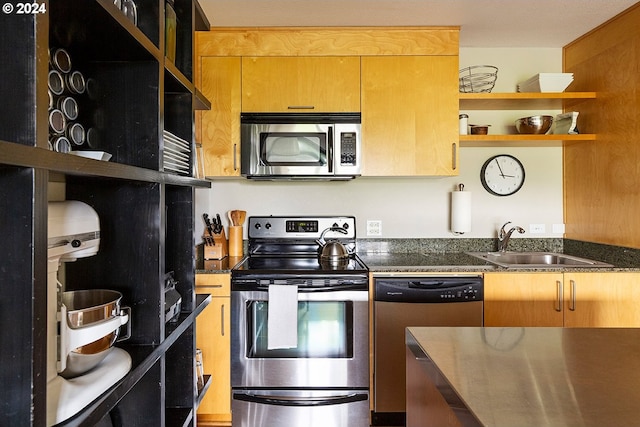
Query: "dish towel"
267 284 299 349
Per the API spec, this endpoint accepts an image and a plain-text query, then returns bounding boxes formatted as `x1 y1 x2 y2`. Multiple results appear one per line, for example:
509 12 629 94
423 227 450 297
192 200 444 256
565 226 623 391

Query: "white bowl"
70 151 112 161
518 73 574 92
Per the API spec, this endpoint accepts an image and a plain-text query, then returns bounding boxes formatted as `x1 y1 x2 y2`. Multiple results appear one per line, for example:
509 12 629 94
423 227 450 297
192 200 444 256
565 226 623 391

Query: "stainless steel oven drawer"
232 389 370 427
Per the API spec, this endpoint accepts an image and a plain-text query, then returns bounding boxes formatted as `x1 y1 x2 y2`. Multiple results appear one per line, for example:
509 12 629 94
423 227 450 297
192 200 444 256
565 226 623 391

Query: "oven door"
231 287 369 388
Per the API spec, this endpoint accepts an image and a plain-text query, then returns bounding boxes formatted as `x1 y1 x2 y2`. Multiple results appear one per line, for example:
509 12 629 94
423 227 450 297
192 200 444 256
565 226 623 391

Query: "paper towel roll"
451 190 472 233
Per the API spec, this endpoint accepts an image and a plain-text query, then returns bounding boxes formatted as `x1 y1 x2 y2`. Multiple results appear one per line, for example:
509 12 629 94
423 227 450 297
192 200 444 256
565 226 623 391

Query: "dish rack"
163 130 191 176
459 65 498 93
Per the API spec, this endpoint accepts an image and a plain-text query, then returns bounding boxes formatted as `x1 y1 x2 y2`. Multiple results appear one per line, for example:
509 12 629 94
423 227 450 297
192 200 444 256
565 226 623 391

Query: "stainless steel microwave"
240 113 361 180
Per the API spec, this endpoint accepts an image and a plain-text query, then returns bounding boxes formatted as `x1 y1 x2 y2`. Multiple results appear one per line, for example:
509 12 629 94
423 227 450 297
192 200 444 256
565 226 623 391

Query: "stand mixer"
47 201 131 426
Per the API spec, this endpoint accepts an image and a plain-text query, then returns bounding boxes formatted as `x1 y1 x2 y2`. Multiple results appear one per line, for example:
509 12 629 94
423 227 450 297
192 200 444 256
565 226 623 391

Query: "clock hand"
494 158 506 178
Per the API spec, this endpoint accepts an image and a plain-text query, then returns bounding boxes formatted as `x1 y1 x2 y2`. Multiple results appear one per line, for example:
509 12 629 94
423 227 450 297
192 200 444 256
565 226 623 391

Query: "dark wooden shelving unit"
0 0 212 425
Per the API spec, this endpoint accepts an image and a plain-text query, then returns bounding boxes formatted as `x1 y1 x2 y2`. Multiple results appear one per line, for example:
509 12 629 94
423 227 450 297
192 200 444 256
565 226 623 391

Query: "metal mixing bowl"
59 289 124 378
63 289 122 328
515 115 553 134
60 332 118 378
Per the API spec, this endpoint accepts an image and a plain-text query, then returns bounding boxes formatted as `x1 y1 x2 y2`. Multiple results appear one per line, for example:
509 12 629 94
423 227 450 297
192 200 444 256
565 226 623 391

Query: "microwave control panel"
340 132 357 165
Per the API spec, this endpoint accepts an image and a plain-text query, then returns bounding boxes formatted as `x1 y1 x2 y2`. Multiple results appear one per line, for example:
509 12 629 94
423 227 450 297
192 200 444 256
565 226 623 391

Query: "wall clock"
480 154 525 196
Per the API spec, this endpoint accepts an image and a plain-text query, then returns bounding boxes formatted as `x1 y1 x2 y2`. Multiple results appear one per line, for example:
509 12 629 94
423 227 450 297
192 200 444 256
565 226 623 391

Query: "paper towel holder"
451 183 471 235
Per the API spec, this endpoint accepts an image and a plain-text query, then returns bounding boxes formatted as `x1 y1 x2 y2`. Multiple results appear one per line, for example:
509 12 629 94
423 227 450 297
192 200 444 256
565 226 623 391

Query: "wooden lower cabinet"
563 272 640 327
196 274 232 425
484 272 564 327
484 272 640 327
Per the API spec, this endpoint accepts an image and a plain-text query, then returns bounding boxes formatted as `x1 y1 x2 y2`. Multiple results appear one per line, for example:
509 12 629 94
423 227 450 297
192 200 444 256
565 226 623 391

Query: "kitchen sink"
466 251 613 268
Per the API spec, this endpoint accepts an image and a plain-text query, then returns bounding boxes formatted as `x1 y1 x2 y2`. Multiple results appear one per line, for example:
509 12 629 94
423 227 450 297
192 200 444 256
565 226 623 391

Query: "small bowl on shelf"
469 125 491 135
70 151 113 161
515 115 553 134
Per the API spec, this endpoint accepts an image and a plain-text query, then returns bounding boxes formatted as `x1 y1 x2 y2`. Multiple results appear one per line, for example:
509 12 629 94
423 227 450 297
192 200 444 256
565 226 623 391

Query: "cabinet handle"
556 280 563 312
452 142 457 170
233 143 238 171
221 303 225 337
569 280 576 311
198 285 223 289
287 106 315 110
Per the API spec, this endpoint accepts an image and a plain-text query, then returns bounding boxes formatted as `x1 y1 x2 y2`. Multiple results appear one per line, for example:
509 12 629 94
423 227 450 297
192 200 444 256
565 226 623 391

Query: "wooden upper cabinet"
197 57 241 177
361 56 459 176
241 56 361 113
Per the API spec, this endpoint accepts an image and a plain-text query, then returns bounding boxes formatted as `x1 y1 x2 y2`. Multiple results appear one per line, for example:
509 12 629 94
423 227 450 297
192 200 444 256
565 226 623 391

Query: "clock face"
480 154 525 196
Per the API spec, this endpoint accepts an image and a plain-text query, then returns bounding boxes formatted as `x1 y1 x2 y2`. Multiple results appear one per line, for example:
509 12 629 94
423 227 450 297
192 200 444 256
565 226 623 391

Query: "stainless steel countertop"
407 327 640 427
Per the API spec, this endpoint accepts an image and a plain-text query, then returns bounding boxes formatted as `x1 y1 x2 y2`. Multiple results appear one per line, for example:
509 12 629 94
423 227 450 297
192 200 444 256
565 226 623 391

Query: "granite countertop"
406 327 640 427
195 239 640 274
357 252 495 272
197 256 244 273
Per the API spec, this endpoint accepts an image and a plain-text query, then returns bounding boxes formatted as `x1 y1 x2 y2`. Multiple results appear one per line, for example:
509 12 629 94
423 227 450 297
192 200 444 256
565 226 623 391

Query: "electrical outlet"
367 220 382 236
529 223 546 234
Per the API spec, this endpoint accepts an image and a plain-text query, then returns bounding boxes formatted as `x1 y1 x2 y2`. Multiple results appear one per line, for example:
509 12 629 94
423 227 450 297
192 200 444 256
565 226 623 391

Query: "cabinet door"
563 273 640 327
196 275 231 422
241 56 361 112
484 273 564 327
361 56 459 176
196 273 231 297
197 57 241 177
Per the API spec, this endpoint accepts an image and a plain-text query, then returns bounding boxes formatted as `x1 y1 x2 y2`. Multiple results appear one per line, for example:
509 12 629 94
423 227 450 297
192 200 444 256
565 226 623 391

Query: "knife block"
204 228 228 260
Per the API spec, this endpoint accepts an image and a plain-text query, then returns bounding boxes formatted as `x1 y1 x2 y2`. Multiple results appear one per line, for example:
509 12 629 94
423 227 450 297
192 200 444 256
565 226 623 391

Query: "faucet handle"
499 221 512 238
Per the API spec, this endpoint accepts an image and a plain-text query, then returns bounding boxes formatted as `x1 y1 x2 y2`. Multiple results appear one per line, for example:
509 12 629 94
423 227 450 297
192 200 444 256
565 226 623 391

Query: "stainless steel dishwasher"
372 275 483 426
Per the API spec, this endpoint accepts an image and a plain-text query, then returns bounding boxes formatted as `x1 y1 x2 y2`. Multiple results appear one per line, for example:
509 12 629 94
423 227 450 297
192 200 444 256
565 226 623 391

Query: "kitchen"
193 1 640 426
3 0 640 426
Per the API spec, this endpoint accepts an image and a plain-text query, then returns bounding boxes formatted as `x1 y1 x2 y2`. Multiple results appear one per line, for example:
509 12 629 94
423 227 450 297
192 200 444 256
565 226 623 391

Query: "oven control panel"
248 216 356 239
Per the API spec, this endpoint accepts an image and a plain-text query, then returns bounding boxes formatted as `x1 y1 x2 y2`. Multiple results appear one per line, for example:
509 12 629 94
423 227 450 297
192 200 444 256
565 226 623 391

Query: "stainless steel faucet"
498 221 525 252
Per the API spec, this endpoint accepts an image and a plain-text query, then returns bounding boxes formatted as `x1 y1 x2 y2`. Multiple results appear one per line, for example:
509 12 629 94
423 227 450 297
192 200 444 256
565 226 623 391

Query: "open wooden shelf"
460 133 596 147
459 92 597 110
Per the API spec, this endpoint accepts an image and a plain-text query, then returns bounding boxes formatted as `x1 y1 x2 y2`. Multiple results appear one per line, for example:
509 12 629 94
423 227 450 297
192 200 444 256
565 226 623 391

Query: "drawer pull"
221 303 225 336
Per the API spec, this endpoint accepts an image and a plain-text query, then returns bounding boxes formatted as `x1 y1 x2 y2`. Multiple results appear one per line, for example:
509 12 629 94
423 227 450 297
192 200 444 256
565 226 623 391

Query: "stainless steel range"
231 216 369 427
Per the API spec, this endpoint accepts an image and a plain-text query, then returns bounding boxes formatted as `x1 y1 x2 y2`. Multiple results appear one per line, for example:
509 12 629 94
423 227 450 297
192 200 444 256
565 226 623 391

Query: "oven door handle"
233 391 368 407
251 283 367 292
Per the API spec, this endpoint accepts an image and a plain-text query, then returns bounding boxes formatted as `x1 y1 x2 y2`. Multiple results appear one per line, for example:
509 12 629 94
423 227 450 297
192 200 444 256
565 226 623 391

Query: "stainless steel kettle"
316 226 351 263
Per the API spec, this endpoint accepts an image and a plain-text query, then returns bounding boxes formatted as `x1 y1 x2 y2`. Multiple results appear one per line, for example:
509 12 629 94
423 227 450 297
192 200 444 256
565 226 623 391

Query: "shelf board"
196 375 213 409
165 61 195 94
459 92 597 110
460 133 596 147
166 408 193 427
195 88 212 111
0 140 211 188
194 0 211 31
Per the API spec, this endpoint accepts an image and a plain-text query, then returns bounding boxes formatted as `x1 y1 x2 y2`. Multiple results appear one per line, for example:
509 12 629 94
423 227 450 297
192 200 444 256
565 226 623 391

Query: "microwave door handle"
328 126 334 173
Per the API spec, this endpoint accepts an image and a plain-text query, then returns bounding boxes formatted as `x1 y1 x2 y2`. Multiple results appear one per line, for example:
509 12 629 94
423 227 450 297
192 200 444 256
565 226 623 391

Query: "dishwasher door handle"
408 280 477 289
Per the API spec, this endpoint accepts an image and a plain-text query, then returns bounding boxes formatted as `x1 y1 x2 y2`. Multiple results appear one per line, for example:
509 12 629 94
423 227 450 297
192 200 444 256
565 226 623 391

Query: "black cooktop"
232 254 369 274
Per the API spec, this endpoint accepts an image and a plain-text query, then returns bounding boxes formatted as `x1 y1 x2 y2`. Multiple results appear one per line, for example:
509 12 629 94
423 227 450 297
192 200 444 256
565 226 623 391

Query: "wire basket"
459 65 498 93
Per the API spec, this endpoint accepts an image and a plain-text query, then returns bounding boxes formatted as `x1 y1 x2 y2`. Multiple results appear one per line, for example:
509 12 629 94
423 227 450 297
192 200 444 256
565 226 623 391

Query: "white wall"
196 48 565 241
